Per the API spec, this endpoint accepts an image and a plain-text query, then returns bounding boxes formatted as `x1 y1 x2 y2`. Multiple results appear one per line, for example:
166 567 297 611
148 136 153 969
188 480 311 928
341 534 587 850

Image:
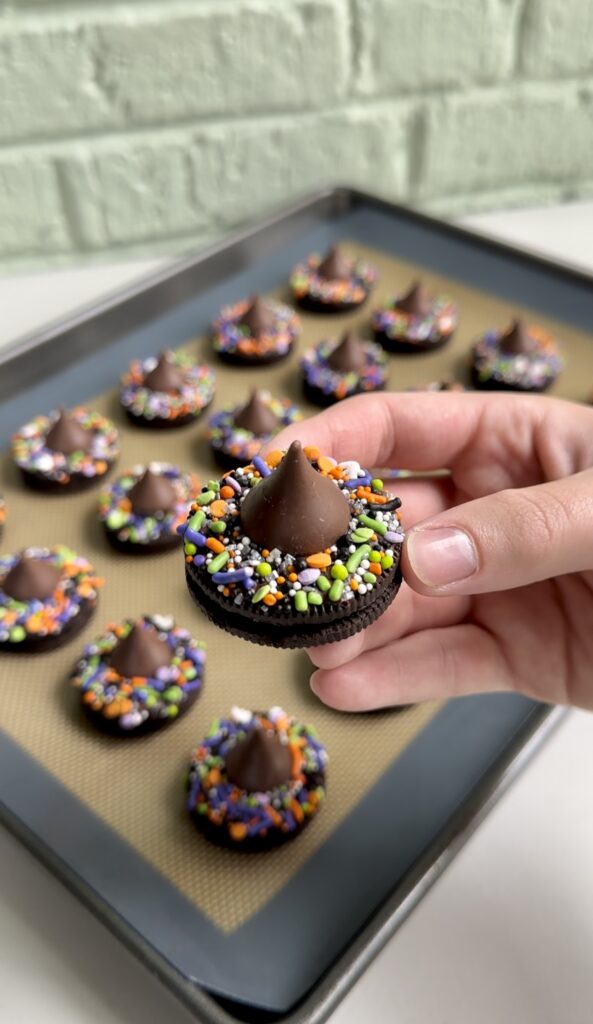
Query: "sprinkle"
330 563 348 581
371 478 384 491
359 514 387 536
329 579 344 602
307 591 323 606
298 568 320 585
306 553 332 569
385 531 405 543
316 576 331 592
252 456 271 477
346 544 371 573
197 490 216 506
207 551 230 574
212 569 250 584
351 527 374 543
256 562 272 577
294 591 308 613
252 585 271 603
381 554 394 569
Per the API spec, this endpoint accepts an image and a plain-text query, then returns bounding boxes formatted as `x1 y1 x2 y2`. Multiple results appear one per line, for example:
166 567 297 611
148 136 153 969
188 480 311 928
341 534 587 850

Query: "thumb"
403 468 593 595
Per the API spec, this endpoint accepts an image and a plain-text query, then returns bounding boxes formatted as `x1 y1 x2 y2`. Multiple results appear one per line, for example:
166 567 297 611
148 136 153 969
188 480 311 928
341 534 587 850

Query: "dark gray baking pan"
1 186 585 1023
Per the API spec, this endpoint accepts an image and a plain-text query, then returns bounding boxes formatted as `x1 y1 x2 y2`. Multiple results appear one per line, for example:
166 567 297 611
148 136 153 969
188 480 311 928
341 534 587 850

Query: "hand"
272 392 593 711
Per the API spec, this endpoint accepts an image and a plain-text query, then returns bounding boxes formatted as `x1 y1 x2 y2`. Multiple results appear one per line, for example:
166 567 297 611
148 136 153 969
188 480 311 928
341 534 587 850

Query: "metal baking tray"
1 186 588 1023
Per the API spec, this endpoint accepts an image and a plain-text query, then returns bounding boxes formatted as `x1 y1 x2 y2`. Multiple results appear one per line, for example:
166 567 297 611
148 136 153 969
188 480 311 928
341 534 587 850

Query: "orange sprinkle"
262 549 270 558
290 799 305 824
206 538 225 554
290 745 303 777
206 768 221 787
288 572 298 582
220 485 234 499
263 593 276 606
303 445 320 461
369 562 382 576
210 499 228 518
82 691 96 705
350 579 358 590
229 822 248 842
265 450 283 467
306 552 331 569
317 455 336 473
223 587 231 597
276 576 285 584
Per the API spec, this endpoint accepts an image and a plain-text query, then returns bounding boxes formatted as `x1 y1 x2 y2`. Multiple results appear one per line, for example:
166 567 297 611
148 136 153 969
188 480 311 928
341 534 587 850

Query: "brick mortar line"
1 75 593 156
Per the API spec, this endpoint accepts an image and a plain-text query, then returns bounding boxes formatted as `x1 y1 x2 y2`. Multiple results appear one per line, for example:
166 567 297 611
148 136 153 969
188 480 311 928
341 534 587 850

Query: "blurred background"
2 0 593 271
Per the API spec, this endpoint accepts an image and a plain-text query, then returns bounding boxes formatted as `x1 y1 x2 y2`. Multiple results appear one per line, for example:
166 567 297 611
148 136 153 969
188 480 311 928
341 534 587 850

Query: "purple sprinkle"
224 475 241 493
185 529 206 545
212 568 250 584
343 478 361 489
192 554 206 566
176 523 187 536
386 531 404 543
298 568 320 585
253 456 271 477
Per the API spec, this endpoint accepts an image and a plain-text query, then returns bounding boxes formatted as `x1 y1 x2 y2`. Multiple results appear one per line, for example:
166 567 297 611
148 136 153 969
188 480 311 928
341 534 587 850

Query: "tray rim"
0 185 579 1021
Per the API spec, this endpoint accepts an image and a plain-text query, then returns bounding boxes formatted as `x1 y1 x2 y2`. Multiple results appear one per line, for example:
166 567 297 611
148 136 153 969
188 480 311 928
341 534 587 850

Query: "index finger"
269 391 549 472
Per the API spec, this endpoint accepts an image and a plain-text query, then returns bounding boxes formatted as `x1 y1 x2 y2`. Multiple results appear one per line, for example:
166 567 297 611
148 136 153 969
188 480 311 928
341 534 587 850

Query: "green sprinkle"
9 626 26 643
106 509 129 530
145 695 157 708
294 591 308 613
207 480 219 492
207 551 230 574
331 563 348 580
369 550 382 563
317 576 331 592
252 585 271 603
256 562 272 577
363 572 376 584
358 513 387 536
187 510 205 531
329 579 344 602
346 544 371 573
196 490 216 506
209 520 226 534
166 705 179 718
207 718 221 736
351 528 374 543
185 668 197 680
197 802 208 815
308 591 323 605
381 554 394 570
184 543 197 556
163 685 183 704
371 478 384 491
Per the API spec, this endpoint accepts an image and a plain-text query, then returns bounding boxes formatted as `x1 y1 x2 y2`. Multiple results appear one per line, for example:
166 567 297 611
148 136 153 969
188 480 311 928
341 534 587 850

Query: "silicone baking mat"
0 190 586 1021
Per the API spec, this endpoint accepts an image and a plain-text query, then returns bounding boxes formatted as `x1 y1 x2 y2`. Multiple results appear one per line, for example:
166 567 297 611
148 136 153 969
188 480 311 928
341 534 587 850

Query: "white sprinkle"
358 584 367 595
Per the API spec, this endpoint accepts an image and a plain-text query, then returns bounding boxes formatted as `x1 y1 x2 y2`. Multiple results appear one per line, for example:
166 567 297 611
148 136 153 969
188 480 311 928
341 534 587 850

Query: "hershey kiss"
240 440 350 556
2 554 62 602
234 390 280 436
239 296 276 337
128 468 177 516
317 245 352 281
499 318 537 355
326 331 366 373
143 351 185 393
109 621 171 679
395 281 432 318
45 408 92 455
225 727 292 792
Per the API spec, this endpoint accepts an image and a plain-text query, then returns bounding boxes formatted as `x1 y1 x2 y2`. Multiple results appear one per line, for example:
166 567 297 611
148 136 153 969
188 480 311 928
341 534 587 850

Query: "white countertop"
1 204 593 1024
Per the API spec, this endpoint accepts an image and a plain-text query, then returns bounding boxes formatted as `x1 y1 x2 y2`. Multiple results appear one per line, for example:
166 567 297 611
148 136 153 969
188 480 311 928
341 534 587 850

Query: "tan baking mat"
0 240 591 934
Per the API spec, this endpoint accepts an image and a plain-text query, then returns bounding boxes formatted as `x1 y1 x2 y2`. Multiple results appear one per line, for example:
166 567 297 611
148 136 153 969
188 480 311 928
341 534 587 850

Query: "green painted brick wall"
1 0 593 267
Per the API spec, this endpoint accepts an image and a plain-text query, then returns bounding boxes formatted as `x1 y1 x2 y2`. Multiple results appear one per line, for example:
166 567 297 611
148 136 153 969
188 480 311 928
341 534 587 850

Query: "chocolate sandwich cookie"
98 463 200 554
372 281 458 354
0 546 103 653
301 330 389 406
181 441 404 649
212 295 299 366
187 705 327 851
471 318 563 392
12 407 119 493
71 614 206 737
120 350 216 427
290 245 377 314
206 389 301 469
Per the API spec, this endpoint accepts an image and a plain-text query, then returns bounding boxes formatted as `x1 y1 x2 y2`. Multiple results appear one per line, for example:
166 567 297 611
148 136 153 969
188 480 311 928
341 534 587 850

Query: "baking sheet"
1 191 588 1020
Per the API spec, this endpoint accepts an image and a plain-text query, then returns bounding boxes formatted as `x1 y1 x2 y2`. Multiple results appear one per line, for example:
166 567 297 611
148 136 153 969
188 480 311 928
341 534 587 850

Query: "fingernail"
310 670 320 696
406 527 478 588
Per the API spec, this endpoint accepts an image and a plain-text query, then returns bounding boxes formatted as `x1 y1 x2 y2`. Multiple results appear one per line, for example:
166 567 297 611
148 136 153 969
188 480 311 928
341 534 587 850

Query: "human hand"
272 392 593 711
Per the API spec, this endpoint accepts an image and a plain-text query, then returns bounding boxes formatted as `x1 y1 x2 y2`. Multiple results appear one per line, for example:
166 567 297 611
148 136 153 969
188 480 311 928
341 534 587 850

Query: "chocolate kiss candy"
317 245 352 281
395 281 432 318
45 408 92 455
2 555 61 602
143 351 185 393
109 622 171 679
128 468 177 516
240 440 350 556
234 390 280 436
239 296 276 337
225 727 292 792
499 318 537 355
326 331 366 373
